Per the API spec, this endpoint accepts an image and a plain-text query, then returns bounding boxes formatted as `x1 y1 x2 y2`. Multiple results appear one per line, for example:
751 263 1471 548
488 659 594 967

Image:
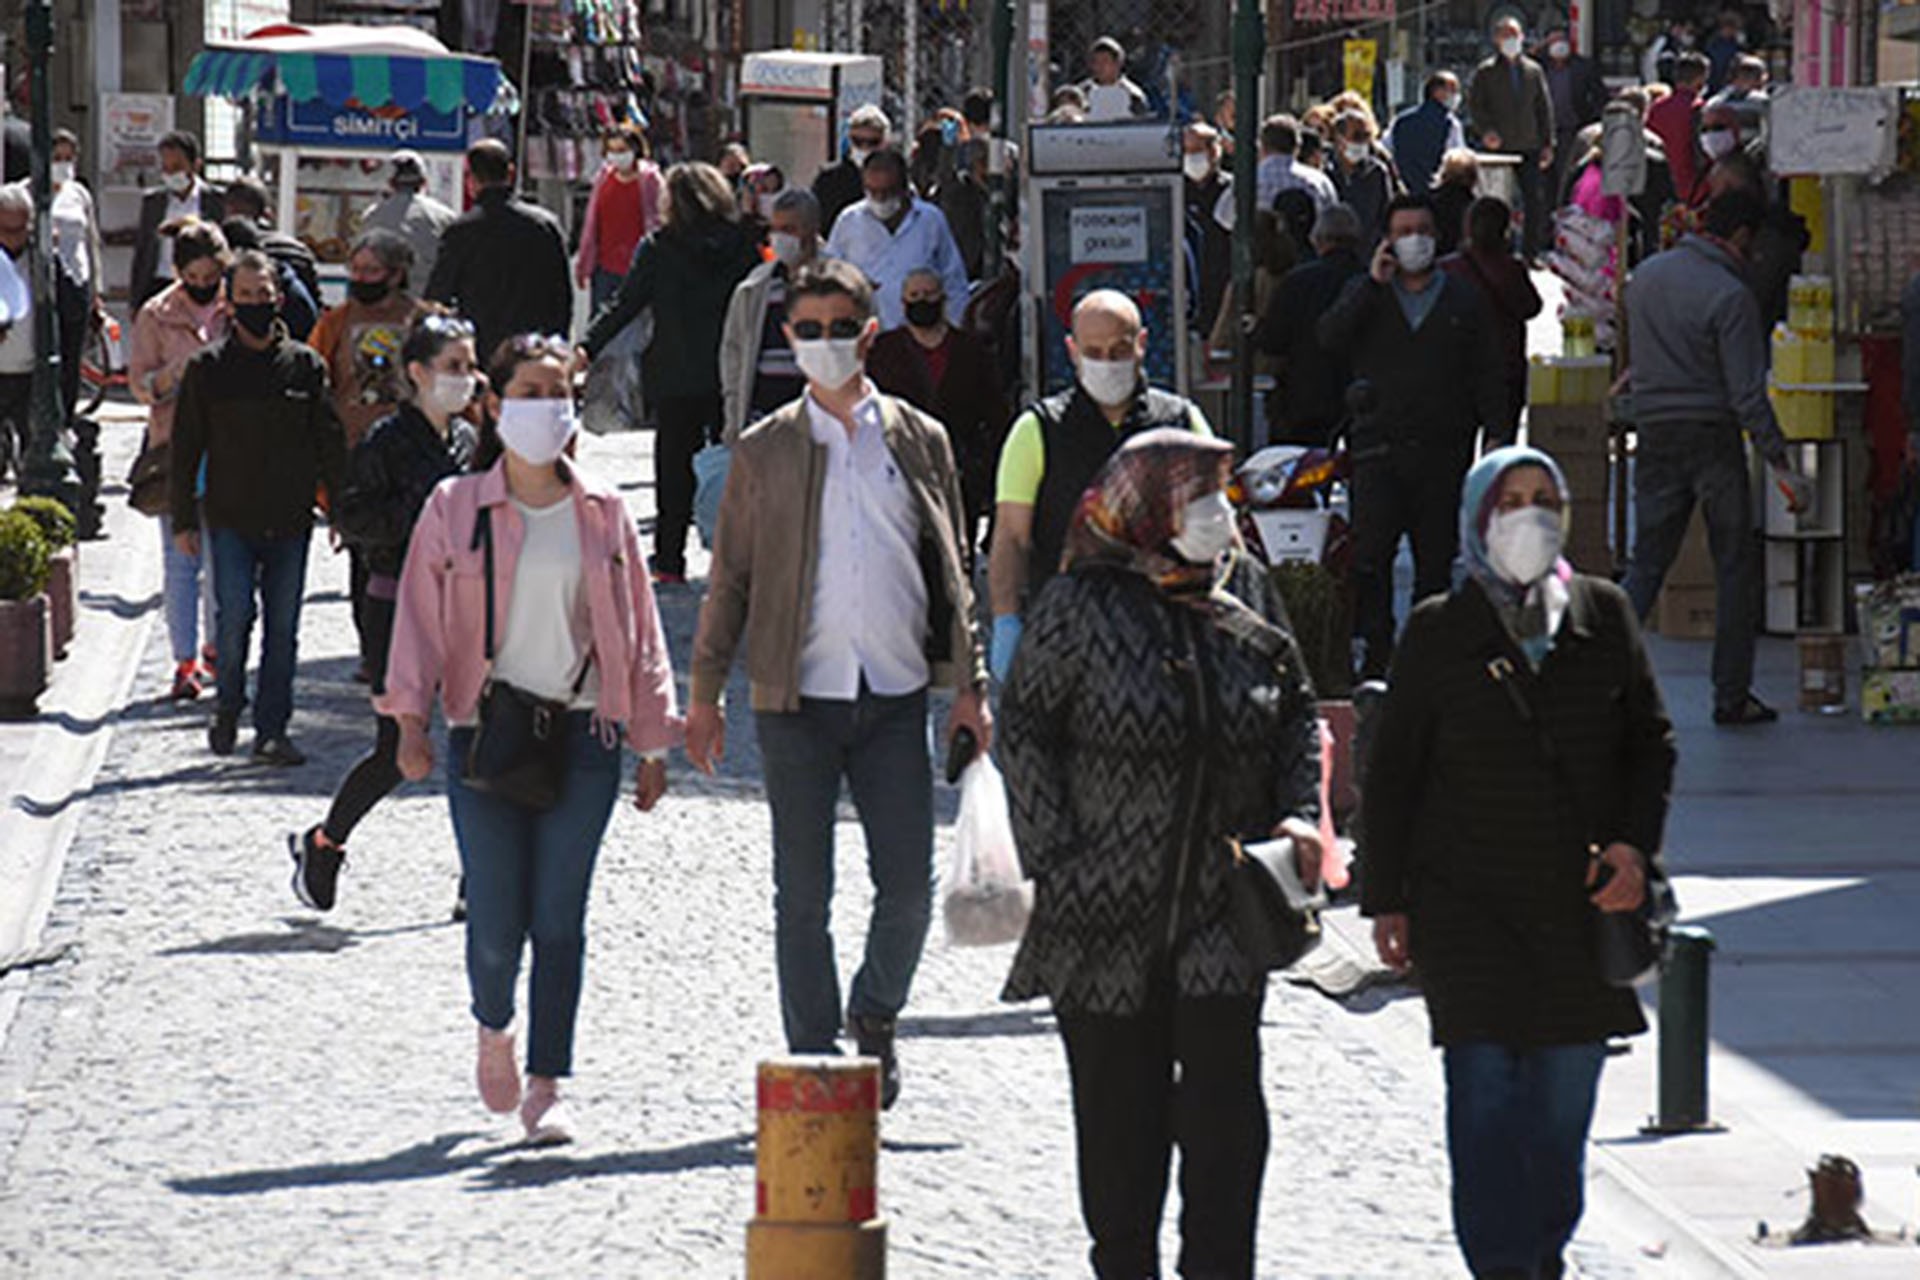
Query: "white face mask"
1701 129 1737 160
495 397 578 466
867 194 903 222
1393 233 1436 273
424 371 476 416
848 145 874 168
1548 40 1571 59
1170 491 1236 564
770 232 807 267
1485 506 1565 585
163 170 193 196
1077 355 1139 408
792 337 865 391
1182 151 1214 183
1343 142 1370 165
1437 92 1459 113
1499 36 1523 58
607 150 636 173
51 160 74 187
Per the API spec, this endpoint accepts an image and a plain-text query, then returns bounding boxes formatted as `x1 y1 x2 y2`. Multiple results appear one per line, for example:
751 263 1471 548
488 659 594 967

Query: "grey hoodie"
1626 234 1788 466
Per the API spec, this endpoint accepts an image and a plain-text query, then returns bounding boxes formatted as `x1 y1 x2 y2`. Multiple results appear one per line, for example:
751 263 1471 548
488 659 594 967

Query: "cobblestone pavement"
0 428 1638 1278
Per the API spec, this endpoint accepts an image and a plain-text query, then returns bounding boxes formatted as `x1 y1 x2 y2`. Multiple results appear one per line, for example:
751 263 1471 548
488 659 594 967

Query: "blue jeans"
590 267 625 314
158 512 217 664
755 688 934 1053
1444 1042 1608 1279
447 715 622 1078
1622 426 1759 711
209 527 309 739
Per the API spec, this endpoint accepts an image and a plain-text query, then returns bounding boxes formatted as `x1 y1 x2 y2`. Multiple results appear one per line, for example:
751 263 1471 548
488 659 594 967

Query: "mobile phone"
945 726 979 785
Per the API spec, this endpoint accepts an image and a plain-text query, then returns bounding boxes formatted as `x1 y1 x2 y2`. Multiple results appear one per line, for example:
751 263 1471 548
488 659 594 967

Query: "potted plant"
12 497 76 660
1269 560 1359 823
0 508 53 718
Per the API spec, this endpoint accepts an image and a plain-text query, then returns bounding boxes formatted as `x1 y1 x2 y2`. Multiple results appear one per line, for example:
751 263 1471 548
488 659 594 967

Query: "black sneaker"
289 826 344 912
848 1012 901 1111
252 736 307 767
208 710 240 755
451 874 468 923
1712 694 1780 727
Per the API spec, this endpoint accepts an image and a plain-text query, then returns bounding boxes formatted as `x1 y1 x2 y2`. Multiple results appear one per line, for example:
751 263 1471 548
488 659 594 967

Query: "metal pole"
1644 925 1721 1134
514 5 535 192
20 0 77 509
1229 0 1264 453
986 0 1014 277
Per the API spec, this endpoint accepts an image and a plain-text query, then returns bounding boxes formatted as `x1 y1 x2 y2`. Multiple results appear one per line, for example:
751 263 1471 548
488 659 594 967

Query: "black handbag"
1484 653 1678 987
127 437 170 517
1227 836 1328 971
462 506 591 812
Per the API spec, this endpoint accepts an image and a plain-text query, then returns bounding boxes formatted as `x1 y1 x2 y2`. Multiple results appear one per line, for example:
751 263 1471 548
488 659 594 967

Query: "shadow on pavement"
469 1132 757 1191
167 1131 493 1195
79 590 161 620
897 1009 1053 1039
156 916 449 957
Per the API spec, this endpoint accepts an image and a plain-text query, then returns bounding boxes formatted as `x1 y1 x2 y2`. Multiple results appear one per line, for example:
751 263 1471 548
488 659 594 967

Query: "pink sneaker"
476 1026 521 1114
520 1077 574 1147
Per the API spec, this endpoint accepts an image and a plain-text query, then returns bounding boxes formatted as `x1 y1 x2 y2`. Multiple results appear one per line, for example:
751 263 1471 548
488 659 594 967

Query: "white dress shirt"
797 386 930 701
824 198 969 331
1213 155 1338 232
155 180 204 282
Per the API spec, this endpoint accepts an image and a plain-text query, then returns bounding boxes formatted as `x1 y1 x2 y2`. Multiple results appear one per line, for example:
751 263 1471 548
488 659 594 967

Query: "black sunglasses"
790 319 866 341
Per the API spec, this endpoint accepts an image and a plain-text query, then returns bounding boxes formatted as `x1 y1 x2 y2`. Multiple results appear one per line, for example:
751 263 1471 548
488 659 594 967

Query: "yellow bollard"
745 1056 887 1280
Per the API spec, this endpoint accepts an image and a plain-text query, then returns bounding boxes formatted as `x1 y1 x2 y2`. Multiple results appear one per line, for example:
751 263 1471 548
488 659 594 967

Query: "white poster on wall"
99 93 175 188
1068 205 1148 264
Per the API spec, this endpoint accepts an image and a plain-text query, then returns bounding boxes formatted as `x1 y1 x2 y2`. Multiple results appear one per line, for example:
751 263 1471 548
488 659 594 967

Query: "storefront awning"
183 24 510 115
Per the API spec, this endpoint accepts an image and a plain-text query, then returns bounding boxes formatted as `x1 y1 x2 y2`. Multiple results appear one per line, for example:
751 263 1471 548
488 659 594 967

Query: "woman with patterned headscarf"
1360 445 1677 1280
999 428 1322 1279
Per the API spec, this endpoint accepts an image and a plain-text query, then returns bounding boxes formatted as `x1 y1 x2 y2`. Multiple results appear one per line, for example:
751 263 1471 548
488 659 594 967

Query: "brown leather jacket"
691 391 987 712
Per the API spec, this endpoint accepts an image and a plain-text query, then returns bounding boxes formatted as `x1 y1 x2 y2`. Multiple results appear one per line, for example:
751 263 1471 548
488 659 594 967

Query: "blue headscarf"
1455 445 1574 668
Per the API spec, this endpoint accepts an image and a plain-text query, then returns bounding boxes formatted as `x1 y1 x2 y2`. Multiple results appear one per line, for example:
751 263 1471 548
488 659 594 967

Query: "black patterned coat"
1000 561 1322 1016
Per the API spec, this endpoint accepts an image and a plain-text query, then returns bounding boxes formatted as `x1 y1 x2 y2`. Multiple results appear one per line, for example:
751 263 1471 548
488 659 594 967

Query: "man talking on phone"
687 258 990 1109
1319 193 1508 681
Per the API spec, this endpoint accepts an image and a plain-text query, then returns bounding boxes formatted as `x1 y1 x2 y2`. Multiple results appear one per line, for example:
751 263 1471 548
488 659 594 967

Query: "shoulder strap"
473 505 495 663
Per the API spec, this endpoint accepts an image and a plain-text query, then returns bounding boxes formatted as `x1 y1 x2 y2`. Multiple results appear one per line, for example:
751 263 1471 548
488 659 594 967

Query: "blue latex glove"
990 614 1023 684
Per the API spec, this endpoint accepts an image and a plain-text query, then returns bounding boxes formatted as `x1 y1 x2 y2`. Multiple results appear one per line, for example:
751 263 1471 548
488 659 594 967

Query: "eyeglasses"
790 319 866 341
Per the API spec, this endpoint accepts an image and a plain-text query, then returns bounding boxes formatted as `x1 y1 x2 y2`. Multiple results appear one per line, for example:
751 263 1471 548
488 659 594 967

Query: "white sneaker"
520 1082 574 1147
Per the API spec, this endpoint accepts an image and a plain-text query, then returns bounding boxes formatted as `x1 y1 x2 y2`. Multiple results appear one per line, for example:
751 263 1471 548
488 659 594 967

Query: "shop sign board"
1769 87 1897 177
1289 0 1395 24
252 95 473 153
1343 40 1377 99
1035 178 1185 395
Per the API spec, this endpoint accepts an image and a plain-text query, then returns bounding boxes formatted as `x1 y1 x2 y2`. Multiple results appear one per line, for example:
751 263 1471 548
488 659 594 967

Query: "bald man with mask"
987 291 1212 680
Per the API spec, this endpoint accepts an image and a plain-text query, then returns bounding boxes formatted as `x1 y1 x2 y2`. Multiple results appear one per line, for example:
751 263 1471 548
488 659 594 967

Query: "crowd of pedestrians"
40 14 1837 1272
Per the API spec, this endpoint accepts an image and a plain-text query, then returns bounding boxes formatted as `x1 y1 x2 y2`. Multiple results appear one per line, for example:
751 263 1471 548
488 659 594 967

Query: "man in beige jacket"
688 258 990 1109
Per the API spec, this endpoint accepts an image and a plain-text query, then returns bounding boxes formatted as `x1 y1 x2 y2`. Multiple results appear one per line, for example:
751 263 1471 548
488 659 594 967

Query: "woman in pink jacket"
381 333 682 1146
128 218 229 701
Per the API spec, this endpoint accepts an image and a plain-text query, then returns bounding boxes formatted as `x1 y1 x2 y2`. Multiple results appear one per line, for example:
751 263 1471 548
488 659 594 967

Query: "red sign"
1292 0 1397 23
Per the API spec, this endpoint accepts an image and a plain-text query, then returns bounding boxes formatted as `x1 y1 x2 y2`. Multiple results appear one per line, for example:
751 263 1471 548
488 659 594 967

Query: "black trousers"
322 593 402 846
1512 149 1549 261
1057 986 1268 1280
1351 447 1471 680
653 393 720 576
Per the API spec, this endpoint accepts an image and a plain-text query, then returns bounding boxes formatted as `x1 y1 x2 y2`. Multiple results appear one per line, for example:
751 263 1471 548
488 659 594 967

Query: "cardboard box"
1861 668 1920 725
1653 582 1716 639
1527 403 1611 458
1856 576 1920 669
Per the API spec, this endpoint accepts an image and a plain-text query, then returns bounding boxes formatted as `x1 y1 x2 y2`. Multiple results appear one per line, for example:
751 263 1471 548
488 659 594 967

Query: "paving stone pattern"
0 430 1633 1278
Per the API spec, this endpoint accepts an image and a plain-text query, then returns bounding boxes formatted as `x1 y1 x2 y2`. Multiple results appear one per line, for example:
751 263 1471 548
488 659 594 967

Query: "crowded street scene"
1 0 1919 1276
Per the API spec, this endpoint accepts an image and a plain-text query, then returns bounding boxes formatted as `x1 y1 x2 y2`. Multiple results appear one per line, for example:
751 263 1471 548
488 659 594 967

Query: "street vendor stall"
181 24 514 287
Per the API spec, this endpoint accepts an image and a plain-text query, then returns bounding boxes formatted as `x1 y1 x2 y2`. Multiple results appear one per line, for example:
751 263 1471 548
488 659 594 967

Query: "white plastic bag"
944 757 1032 947
580 308 652 435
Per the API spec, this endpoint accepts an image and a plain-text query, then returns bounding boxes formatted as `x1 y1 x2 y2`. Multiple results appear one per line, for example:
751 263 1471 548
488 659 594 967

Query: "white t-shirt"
491 497 599 709
51 182 94 288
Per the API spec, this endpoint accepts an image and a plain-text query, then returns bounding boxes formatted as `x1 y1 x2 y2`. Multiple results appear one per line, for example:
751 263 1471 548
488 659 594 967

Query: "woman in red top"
574 124 663 312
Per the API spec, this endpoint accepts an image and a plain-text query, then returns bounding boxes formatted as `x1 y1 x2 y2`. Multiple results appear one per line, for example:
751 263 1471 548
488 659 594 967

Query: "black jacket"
131 182 228 310
1332 155 1399 248
424 186 572 360
1002 560 1321 1016
583 220 760 400
1360 576 1676 1047
169 333 348 540
812 158 866 236
331 403 477 577
1256 246 1364 442
1318 272 1509 451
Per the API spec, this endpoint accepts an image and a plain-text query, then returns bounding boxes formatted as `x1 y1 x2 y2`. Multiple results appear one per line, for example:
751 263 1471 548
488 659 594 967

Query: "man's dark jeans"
1351 445 1472 679
1445 1042 1607 1279
1622 425 1759 711
1511 148 1549 260
209 527 310 740
755 688 934 1053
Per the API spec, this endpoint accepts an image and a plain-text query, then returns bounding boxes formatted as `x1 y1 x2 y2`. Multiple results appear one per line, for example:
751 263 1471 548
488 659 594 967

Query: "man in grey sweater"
1623 190 1813 725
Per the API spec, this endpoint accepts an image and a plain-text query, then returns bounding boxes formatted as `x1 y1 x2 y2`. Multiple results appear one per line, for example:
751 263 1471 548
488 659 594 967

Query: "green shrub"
1269 559 1353 700
10 496 76 550
0 509 52 602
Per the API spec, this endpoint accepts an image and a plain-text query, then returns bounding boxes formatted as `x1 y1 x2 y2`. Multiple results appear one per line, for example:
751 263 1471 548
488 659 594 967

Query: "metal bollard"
745 1057 887 1279
1644 925 1723 1134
